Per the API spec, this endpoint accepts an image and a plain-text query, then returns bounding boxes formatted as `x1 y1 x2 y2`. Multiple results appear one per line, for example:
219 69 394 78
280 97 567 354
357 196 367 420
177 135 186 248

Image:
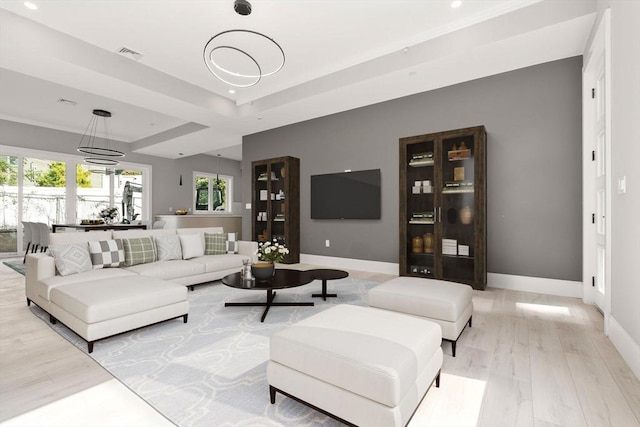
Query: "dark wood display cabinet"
251 156 300 264
399 126 486 290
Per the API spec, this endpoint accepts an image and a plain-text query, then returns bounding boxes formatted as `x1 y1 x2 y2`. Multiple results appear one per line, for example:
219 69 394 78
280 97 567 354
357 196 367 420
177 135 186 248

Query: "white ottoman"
48 277 189 353
267 304 442 427
368 277 473 357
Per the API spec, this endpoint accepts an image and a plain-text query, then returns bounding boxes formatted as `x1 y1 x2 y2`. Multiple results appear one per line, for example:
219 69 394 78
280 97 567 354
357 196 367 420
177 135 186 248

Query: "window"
0 145 151 256
194 172 232 212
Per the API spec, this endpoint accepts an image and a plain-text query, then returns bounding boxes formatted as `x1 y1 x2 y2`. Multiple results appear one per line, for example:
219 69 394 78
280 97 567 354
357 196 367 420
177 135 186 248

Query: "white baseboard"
299 254 398 275
299 257 583 299
488 272 582 298
608 315 640 380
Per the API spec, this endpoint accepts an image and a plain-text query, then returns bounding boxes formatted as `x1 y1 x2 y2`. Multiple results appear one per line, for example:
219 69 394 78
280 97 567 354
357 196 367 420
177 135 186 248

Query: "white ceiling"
0 0 596 161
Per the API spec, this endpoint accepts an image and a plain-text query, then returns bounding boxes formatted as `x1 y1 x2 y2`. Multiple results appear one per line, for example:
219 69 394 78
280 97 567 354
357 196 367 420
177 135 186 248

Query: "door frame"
582 9 611 333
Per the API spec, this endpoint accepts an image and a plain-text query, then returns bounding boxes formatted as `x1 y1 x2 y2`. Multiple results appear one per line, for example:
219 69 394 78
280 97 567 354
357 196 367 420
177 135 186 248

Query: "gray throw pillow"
49 243 93 276
155 235 182 261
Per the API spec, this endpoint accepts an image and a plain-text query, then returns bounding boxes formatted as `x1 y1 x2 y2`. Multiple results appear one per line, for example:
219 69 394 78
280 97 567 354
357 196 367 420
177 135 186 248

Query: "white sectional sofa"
25 227 257 352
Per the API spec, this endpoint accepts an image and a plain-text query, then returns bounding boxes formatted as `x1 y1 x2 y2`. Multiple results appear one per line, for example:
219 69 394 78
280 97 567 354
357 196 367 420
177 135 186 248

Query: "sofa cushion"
49 276 187 324
49 243 93 276
204 232 226 255
180 233 204 259
124 260 205 280
88 239 125 268
122 236 157 266
49 230 112 246
155 235 182 261
38 268 137 301
189 254 250 273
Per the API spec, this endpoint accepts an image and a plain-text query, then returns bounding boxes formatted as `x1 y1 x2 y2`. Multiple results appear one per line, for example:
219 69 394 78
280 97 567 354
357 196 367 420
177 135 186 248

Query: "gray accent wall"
243 56 583 282
0 120 242 217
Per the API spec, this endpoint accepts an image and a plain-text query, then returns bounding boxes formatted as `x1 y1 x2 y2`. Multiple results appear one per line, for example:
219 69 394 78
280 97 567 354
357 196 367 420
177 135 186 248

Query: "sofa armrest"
238 241 259 263
25 253 55 302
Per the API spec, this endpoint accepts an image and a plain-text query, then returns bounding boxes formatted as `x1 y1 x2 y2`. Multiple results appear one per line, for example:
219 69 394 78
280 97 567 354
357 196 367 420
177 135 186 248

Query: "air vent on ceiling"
117 46 143 61
57 98 77 106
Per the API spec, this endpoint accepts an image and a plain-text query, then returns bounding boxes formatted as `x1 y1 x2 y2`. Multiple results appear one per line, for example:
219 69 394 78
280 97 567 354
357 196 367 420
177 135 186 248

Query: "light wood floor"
1 260 639 426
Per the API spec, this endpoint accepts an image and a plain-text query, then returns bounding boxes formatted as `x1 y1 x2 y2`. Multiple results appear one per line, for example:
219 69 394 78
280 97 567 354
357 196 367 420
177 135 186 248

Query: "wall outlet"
617 176 627 194
169 206 172 212
325 239 330 247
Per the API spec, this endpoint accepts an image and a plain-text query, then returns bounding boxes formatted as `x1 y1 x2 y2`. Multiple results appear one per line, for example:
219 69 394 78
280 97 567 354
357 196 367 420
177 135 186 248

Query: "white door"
583 10 611 325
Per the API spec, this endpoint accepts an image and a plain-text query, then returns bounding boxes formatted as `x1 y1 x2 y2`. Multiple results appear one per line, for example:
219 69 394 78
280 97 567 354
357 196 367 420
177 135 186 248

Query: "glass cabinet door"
269 160 286 245
405 139 436 277
253 163 269 242
440 134 476 282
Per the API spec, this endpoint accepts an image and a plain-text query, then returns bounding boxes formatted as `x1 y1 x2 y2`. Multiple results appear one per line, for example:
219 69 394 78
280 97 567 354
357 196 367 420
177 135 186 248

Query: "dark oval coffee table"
309 269 349 301
222 269 315 322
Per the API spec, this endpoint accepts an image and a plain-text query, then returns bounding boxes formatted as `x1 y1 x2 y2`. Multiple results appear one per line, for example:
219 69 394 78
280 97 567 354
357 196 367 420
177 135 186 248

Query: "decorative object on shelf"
99 207 119 224
251 262 274 281
203 1 285 89
256 240 289 263
411 236 423 253
459 205 473 225
409 211 434 224
423 233 434 253
280 166 286 178
454 166 465 181
175 209 188 215
77 109 125 166
448 141 471 161
409 152 434 166
80 219 104 225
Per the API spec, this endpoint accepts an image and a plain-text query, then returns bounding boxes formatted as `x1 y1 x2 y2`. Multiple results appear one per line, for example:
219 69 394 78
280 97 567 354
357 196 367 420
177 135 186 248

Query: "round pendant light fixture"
204 29 285 88
76 109 125 165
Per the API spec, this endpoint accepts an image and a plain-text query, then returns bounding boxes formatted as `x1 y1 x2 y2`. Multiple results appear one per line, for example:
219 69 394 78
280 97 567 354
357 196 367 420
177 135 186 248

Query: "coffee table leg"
312 280 338 301
226 290 314 322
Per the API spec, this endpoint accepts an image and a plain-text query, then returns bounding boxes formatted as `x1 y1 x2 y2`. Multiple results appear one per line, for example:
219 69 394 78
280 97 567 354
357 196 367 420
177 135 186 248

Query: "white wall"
588 0 640 378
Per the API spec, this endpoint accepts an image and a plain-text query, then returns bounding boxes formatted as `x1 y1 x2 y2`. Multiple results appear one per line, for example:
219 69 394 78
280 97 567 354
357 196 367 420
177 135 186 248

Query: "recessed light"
451 1 462 8
228 89 236 94
257 116 262 120
402 47 409 53
24 2 38 10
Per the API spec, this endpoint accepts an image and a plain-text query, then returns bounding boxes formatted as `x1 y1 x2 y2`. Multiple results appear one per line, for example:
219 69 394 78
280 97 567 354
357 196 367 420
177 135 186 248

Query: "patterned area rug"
29 276 380 426
3 260 25 276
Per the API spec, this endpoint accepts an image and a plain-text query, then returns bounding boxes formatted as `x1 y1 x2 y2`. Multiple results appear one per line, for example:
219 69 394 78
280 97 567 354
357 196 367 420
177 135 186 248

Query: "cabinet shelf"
409 160 434 167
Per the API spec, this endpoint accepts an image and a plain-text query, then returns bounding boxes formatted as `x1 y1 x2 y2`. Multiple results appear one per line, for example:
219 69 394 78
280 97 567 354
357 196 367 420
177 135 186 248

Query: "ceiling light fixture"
203 1 285 88
451 1 462 9
234 0 252 16
76 109 125 166
24 2 37 10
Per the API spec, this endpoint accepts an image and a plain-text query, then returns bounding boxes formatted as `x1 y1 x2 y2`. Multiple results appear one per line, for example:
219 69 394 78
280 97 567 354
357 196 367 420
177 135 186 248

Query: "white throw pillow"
179 233 204 259
155 235 183 261
49 243 92 276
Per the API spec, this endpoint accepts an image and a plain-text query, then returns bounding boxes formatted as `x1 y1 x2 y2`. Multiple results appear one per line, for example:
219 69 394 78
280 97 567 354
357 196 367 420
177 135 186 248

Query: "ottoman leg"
269 385 276 404
451 340 456 357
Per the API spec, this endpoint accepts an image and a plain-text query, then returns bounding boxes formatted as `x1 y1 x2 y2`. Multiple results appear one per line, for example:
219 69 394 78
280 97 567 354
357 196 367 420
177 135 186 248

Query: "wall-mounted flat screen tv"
311 169 381 219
